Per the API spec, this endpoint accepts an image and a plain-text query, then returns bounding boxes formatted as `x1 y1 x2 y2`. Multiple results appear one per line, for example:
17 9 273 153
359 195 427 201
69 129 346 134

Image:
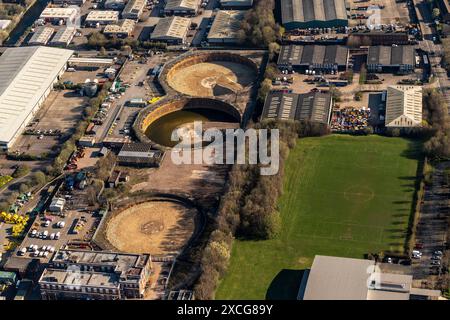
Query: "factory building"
367 46 415 74
49 26 76 47
103 19 136 38
277 45 348 72
39 249 152 300
385 86 422 128
39 7 78 25
164 0 200 16
220 0 253 9
53 0 86 5
207 10 246 44
0 20 11 30
150 16 191 44
348 31 409 46
118 143 164 167
104 0 127 10
299 255 441 300
28 27 55 46
85 11 120 27
121 0 146 20
262 91 333 125
0 46 73 150
281 0 348 30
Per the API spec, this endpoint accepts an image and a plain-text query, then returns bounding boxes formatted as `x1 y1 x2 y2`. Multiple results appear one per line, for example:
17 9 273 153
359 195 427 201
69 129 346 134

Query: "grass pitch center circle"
343 186 375 202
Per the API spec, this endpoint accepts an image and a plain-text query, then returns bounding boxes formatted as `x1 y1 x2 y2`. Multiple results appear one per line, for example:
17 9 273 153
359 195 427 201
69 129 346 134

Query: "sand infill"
106 201 196 255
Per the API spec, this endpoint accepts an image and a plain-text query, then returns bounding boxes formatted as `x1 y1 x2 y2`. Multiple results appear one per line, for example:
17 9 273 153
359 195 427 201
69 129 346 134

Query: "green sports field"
216 135 423 300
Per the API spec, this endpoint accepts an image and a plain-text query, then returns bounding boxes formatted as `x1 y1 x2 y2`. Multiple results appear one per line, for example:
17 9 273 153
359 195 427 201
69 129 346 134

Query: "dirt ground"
105 201 196 255
168 61 256 97
347 0 411 26
130 149 228 203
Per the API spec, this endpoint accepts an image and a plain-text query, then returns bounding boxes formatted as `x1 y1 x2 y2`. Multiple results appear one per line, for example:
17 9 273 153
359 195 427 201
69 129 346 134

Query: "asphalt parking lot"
412 161 450 287
14 182 101 263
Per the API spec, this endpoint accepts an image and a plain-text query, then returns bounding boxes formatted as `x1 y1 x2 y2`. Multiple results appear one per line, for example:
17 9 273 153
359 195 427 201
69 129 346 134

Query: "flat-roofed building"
85 10 119 26
299 255 441 300
164 0 200 15
103 19 136 37
53 0 86 5
122 0 146 20
39 249 152 300
207 10 246 44
150 16 191 44
385 85 422 128
28 27 54 46
349 31 409 46
40 7 78 24
277 45 348 72
367 46 415 74
49 26 76 47
118 142 164 167
281 0 348 30
0 20 11 30
220 0 253 9
39 269 121 300
0 46 73 150
49 197 66 212
262 91 333 125
104 0 127 10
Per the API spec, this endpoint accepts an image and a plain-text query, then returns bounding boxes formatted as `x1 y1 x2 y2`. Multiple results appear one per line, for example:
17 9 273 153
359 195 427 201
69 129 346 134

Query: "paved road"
414 0 450 111
412 162 449 285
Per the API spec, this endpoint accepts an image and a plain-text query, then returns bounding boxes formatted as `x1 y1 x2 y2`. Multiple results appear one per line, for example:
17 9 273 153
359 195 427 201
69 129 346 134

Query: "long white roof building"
0 46 73 150
385 85 423 128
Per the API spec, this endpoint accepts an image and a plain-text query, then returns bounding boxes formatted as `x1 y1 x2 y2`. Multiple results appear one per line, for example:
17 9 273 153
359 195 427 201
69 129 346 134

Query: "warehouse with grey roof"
0 46 73 150
150 16 191 44
281 0 348 30
367 46 415 74
207 10 246 44
262 91 333 125
164 0 200 15
277 45 348 72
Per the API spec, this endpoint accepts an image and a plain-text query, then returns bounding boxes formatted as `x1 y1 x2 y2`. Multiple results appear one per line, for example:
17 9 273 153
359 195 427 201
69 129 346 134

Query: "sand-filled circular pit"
163 52 258 97
105 201 196 255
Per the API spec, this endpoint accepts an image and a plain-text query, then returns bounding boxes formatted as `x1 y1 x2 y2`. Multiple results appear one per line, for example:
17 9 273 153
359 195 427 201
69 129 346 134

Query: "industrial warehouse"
121 0 146 20
103 19 136 38
0 46 73 150
385 85 423 128
277 45 348 72
281 0 348 30
207 10 246 44
28 27 54 46
150 16 191 44
367 46 416 74
220 0 253 9
262 91 333 125
164 0 200 16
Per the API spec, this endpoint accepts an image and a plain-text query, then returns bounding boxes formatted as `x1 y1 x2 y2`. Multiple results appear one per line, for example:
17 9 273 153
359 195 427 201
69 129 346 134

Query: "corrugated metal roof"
278 45 347 67
367 46 415 66
0 46 73 146
262 91 332 124
165 0 200 11
151 16 190 40
207 10 246 40
282 0 347 24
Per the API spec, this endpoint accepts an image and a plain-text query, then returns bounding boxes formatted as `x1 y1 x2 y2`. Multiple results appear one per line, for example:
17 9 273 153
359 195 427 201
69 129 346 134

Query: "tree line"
193 120 329 299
